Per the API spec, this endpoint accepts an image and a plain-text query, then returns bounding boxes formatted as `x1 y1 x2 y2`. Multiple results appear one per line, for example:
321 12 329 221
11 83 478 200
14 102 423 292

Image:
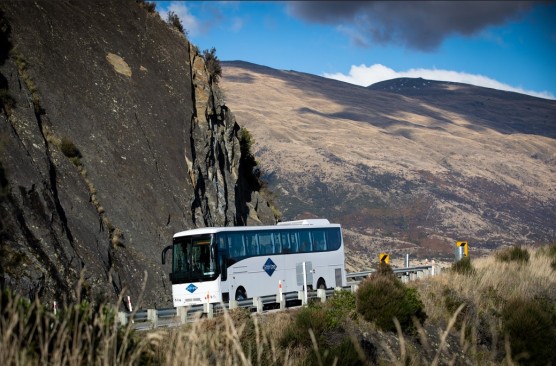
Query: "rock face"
0 1 275 307
219 61 556 270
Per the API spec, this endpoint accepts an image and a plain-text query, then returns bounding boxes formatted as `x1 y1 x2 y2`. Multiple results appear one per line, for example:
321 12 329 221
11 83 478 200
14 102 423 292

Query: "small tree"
166 11 186 35
202 47 222 84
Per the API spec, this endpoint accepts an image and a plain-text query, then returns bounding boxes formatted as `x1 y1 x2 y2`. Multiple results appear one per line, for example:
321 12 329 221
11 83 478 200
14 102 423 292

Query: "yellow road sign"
457 241 468 257
379 253 390 264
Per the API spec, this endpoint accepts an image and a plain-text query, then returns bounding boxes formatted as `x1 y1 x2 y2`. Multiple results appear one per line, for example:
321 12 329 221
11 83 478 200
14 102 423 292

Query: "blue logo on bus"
186 284 198 293
263 258 277 276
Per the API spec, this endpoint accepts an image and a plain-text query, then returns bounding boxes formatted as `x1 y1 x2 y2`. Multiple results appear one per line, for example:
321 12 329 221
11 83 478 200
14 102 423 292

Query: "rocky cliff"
0 1 275 307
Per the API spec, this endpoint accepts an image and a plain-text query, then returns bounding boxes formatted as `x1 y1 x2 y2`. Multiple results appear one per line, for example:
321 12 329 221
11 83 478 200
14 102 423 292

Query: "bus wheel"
317 278 326 290
235 287 247 301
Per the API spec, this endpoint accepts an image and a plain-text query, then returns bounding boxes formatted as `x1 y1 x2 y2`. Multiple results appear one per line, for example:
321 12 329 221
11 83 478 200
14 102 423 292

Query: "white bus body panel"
172 278 221 307
225 251 345 300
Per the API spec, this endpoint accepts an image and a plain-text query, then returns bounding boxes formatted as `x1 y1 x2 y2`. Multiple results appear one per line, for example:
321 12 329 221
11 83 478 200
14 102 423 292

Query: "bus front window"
172 234 218 283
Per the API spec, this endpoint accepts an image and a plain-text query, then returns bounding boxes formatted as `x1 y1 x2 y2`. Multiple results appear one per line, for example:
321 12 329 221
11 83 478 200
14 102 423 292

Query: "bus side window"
245 232 258 256
326 228 341 250
259 232 273 254
272 232 281 254
228 232 245 258
312 229 326 251
281 232 291 253
289 232 298 253
299 230 311 252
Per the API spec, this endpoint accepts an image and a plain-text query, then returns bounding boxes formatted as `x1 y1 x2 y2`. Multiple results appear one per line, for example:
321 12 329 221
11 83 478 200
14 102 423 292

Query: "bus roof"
173 219 340 238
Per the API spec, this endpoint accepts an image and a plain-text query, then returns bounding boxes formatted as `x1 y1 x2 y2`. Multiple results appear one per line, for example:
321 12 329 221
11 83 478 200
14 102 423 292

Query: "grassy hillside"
219 61 556 265
1 244 555 365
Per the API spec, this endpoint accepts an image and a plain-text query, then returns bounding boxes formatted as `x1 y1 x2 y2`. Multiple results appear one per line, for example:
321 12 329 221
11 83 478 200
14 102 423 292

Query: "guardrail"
121 264 437 330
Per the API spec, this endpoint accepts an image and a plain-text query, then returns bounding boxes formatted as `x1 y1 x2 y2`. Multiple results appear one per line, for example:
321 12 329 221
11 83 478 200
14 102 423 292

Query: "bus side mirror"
161 245 172 265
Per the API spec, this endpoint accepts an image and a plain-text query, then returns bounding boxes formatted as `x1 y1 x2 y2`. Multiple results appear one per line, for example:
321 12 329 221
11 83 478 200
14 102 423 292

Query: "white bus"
162 219 346 307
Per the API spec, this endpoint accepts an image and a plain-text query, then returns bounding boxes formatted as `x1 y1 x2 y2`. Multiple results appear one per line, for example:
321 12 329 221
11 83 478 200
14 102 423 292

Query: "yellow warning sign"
457 241 468 257
379 253 390 264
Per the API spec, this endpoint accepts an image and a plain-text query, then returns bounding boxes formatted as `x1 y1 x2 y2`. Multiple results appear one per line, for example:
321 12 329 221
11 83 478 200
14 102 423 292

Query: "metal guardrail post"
317 289 326 303
298 291 306 305
229 300 238 310
253 297 263 313
147 309 158 328
177 306 187 324
203 303 214 319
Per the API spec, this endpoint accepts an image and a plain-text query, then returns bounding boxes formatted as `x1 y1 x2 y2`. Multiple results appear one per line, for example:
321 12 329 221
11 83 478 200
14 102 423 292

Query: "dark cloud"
286 1 535 51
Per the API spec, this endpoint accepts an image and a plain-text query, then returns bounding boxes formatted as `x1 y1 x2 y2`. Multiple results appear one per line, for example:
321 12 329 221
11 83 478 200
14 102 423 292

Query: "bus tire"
235 287 247 301
317 278 326 290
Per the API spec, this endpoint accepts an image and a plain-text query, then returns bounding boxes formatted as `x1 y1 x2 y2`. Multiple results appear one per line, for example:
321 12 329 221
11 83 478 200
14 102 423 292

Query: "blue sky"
156 1 556 100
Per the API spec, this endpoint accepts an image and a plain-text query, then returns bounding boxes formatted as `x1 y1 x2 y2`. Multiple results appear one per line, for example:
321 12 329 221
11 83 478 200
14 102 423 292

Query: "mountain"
0 1 275 307
219 61 556 270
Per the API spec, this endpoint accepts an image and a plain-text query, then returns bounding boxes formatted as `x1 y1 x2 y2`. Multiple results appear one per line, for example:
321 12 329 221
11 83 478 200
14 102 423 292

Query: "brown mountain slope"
220 61 556 270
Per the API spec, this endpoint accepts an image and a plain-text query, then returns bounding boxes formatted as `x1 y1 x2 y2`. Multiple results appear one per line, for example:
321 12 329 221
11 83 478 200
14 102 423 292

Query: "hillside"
0 1 274 307
219 61 556 269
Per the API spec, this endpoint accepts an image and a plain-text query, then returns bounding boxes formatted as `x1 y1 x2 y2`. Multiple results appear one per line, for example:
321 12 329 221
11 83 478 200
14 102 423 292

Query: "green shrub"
356 273 427 333
136 0 156 13
202 47 222 84
167 11 186 35
60 137 81 159
538 243 556 270
496 246 530 264
238 127 260 189
325 290 357 328
501 297 556 365
280 305 327 348
451 256 475 275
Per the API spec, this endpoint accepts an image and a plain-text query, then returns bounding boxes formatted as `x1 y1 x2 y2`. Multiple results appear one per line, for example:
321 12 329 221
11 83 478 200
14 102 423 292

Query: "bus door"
274 230 292 292
226 232 248 300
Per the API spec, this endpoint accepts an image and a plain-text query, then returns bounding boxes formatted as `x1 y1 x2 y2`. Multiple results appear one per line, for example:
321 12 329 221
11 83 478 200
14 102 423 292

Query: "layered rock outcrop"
0 1 275 307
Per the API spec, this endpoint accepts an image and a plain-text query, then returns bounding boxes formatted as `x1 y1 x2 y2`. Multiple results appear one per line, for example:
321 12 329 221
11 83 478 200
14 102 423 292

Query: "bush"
137 0 156 13
325 290 357 328
451 256 475 275
538 243 556 270
356 272 427 333
496 246 530 264
60 137 81 159
167 11 186 35
501 296 556 365
238 127 260 189
280 305 327 349
202 47 222 84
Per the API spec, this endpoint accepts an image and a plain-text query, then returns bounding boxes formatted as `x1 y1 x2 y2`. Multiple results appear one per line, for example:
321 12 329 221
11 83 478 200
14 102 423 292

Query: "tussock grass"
415 245 556 365
2 245 554 365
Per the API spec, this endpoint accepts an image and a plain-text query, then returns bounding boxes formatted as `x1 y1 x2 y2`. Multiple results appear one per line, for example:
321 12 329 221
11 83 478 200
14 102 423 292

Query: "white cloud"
323 64 555 100
230 17 244 32
164 3 200 36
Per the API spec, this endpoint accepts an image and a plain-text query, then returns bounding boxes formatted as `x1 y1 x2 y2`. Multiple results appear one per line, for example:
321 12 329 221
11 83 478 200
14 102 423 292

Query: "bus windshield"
171 234 218 283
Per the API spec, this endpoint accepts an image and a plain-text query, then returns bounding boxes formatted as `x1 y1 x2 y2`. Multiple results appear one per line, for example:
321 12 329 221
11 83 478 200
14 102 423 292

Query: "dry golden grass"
2 245 554 365
417 245 556 323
